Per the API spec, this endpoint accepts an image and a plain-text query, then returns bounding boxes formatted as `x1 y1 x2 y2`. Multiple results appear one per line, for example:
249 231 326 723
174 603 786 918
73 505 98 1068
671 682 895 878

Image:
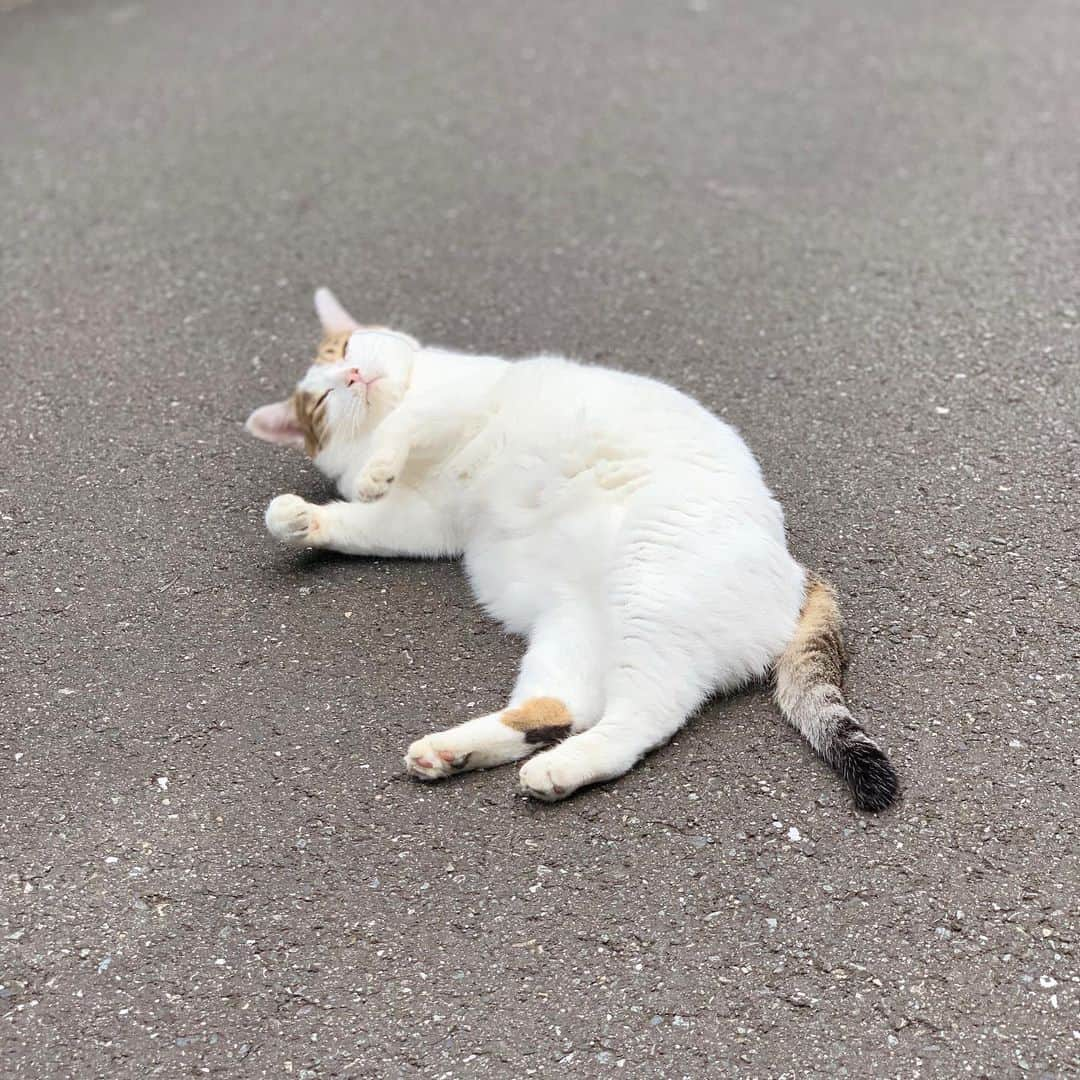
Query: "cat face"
245 288 417 457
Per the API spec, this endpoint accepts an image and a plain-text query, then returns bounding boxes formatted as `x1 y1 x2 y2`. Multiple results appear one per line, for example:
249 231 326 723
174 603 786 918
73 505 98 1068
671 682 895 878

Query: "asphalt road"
2 1 1078 1076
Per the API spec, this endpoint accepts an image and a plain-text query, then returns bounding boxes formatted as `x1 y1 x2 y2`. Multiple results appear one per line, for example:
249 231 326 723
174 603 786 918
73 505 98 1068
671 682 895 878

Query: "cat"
245 288 899 811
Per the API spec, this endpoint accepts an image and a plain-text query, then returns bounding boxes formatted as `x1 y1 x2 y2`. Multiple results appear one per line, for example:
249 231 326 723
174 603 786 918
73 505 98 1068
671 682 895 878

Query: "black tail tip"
837 736 900 813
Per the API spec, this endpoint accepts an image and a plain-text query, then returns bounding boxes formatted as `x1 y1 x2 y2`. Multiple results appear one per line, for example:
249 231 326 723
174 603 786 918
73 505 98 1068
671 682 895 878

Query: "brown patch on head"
289 386 332 456
315 329 353 365
314 325 393 365
501 697 572 744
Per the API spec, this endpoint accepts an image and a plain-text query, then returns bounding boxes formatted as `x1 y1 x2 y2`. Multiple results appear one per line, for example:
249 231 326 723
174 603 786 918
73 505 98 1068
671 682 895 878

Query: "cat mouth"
350 376 383 402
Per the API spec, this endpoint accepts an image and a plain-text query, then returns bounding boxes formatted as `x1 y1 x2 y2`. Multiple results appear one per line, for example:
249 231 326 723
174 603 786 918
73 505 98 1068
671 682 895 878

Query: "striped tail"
774 574 899 812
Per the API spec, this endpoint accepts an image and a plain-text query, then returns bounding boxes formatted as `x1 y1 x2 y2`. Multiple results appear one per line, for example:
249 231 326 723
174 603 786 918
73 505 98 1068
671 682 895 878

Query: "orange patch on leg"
503 699 578 743
502 696 571 731
501 697 573 745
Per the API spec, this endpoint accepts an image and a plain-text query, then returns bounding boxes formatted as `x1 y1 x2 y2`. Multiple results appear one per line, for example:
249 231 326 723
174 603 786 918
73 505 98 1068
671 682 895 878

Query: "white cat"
246 288 898 810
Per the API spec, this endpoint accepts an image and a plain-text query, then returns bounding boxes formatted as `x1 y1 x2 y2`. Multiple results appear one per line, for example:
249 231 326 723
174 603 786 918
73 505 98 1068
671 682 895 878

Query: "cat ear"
314 287 360 334
245 400 305 449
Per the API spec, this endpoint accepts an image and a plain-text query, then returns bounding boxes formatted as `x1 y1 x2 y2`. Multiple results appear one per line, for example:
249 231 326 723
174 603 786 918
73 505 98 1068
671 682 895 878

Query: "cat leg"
404 604 605 780
354 442 409 502
264 489 459 557
519 546 735 801
403 709 548 780
517 690 705 802
354 406 468 502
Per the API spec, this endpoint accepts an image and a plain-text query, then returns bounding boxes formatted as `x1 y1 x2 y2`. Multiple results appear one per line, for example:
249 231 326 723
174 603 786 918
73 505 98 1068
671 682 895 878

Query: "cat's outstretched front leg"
265 489 459 558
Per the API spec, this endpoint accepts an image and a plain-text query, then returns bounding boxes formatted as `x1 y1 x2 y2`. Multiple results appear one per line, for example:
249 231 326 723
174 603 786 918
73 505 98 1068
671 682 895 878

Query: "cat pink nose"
345 367 363 387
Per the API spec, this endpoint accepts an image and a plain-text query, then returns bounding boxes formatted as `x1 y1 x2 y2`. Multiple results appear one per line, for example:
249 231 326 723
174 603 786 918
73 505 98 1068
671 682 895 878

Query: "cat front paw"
265 494 321 546
354 459 397 502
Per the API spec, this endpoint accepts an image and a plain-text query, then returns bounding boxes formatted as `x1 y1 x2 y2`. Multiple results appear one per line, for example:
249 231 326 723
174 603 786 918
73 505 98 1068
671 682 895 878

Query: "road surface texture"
2 1 1077 1076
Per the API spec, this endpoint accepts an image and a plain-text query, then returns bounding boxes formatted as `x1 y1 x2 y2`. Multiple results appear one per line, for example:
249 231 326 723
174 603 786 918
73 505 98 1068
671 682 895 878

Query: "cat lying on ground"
246 288 898 810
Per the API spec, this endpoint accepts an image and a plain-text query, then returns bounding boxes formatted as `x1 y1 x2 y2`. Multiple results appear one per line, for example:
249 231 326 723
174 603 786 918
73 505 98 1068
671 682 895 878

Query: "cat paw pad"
404 736 471 781
265 494 320 546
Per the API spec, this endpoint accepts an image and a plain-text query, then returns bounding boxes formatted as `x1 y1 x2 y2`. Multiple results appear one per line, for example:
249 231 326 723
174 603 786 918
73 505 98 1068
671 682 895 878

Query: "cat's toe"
404 736 470 781
356 481 390 502
355 475 393 502
265 494 320 546
518 753 586 802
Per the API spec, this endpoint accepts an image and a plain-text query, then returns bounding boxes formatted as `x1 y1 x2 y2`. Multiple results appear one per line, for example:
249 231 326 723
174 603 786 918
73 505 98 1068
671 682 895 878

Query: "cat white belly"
454 356 802 658
462 459 628 633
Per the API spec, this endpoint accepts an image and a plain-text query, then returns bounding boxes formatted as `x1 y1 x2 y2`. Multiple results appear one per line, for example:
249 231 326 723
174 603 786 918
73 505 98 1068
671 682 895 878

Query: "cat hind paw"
404 735 472 781
518 752 590 802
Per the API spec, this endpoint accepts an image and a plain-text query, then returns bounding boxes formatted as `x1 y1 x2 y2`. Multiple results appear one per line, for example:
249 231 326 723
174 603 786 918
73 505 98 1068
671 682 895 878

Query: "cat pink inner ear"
314 287 360 334
245 400 305 449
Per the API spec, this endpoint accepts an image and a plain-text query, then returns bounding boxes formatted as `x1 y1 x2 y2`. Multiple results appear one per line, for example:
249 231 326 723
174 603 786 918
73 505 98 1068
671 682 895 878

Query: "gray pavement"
2 1 1078 1076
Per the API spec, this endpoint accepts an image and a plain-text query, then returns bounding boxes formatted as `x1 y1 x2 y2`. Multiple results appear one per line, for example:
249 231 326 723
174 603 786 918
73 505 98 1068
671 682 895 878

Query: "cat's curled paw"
355 459 397 502
404 735 472 781
265 493 321 546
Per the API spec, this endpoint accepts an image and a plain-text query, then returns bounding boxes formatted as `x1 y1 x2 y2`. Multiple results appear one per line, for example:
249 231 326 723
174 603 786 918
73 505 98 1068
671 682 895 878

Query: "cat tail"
773 573 899 812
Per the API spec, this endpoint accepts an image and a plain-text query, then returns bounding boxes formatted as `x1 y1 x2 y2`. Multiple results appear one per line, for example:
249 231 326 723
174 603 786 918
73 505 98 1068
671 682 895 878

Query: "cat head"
245 288 418 457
